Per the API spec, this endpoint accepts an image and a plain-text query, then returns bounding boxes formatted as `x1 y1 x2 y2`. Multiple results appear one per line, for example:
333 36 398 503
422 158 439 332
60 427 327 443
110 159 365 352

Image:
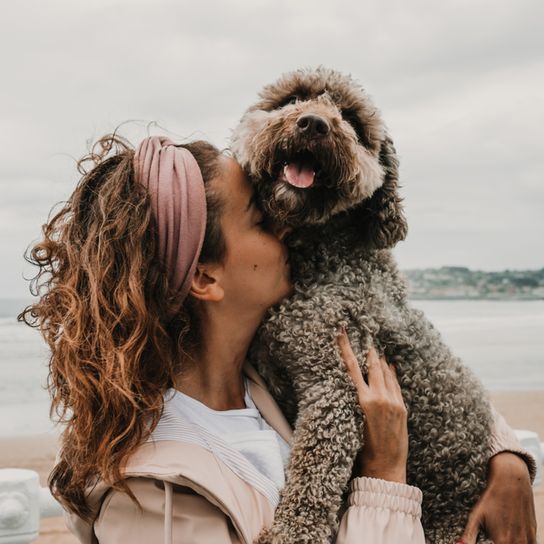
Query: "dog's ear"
354 135 408 249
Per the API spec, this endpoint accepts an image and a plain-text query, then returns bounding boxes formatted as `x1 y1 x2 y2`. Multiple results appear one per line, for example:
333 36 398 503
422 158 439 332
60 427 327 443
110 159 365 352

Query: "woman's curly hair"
18 134 225 521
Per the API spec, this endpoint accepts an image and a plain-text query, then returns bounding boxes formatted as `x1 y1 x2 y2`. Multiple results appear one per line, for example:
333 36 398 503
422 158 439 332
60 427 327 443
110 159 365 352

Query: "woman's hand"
337 330 408 484
460 452 537 544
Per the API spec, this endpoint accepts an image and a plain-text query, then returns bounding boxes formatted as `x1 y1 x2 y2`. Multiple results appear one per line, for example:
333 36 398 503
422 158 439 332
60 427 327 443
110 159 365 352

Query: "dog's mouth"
277 150 321 189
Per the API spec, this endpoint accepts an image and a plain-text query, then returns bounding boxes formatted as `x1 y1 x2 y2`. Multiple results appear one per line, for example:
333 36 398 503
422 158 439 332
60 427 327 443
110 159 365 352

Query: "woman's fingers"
337 332 388 391
337 331 405 406
337 331 368 395
383 359 404 403
366 346 386 391
337 329 409 484
460 504 482 544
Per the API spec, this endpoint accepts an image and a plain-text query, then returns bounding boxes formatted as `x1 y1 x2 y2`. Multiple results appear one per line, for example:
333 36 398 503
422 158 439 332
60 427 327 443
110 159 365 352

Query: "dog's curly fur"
231 67 495 544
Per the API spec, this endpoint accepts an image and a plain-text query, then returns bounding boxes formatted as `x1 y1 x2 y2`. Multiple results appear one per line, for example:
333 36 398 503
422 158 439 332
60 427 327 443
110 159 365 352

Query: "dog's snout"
296 114 330 137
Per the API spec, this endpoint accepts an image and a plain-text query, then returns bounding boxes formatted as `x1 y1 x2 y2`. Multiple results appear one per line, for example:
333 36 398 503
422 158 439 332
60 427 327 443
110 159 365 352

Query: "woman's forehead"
218 156 254 213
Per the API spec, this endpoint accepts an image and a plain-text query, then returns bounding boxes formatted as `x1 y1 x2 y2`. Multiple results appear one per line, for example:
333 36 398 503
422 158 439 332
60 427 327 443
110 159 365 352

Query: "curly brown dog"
231 67 495 543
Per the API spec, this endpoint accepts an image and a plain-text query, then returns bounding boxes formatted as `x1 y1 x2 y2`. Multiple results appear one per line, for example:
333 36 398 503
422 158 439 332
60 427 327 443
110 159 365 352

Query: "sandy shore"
0 390 542 542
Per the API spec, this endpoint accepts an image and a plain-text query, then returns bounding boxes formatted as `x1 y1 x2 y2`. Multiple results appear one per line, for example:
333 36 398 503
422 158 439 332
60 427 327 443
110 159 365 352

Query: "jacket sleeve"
333 405 537 544
335 477 425 544
489 403 537 482
94 477 243 544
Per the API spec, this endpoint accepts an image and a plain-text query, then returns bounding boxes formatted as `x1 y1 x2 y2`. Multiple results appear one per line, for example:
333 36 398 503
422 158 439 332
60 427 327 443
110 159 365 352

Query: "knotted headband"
133 136 207 316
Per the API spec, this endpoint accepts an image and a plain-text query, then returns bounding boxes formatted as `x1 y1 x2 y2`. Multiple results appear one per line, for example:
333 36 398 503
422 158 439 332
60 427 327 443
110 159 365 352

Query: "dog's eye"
341 109 368 146
281 95 299 107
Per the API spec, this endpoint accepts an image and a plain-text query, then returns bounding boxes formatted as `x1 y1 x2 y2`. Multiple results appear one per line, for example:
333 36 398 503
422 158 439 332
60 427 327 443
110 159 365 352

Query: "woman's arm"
337 333 537 544
489 405 537 480
336 477 425 544
460 452 537 544
336 333 426 543
458 407 538 544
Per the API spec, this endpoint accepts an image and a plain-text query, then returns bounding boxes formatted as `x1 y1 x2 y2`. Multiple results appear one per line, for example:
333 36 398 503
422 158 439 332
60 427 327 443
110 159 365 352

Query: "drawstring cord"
164 480 173 544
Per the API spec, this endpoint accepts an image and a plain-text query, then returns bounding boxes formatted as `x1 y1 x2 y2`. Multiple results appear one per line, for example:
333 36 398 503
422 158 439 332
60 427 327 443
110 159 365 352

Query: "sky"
1 0 543 298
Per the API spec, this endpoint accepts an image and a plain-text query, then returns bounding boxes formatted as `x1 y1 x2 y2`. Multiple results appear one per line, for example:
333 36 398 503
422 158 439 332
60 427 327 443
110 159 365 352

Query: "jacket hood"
64 363 293 544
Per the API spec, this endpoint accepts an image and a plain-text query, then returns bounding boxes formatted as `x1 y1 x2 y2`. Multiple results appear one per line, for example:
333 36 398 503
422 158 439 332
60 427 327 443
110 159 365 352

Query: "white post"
0 469 63 544
0 469 39 544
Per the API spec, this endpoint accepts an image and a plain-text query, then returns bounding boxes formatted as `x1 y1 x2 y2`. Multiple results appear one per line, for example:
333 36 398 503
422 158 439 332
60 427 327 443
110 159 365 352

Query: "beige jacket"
66 364 535 544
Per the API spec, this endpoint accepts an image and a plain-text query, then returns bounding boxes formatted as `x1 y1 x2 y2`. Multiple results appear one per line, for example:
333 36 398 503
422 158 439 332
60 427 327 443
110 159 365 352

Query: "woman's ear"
189 264 225 302
355 135 408 249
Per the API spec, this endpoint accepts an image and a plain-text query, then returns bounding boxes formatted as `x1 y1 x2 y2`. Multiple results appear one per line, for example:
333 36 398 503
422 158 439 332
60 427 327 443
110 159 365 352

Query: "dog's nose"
296 114 330 137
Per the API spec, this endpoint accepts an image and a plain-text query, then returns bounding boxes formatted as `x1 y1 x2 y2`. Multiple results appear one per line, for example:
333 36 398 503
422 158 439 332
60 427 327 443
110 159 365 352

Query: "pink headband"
133 136 207 316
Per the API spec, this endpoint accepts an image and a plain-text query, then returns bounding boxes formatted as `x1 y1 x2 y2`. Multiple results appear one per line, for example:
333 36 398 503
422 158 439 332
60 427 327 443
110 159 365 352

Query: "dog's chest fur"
252 225 409 402
250 226 495 540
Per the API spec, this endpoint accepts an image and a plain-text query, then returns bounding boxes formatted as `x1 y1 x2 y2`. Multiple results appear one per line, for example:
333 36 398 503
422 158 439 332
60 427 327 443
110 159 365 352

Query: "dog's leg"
376 309 495 544
256 380 362 544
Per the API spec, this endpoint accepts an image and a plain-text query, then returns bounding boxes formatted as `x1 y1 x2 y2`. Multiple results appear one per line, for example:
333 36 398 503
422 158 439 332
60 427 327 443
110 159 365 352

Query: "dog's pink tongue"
283 162 315 188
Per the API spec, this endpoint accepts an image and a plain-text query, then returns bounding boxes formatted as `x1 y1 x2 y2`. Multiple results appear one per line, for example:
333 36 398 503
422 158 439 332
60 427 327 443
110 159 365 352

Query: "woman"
20 135 537 543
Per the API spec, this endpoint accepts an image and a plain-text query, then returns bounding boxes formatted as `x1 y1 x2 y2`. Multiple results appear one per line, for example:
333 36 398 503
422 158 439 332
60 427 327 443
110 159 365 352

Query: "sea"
0 297 543 437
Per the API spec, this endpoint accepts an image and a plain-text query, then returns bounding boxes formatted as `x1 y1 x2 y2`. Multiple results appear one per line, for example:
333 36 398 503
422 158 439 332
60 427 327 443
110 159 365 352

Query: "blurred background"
0 0 542 541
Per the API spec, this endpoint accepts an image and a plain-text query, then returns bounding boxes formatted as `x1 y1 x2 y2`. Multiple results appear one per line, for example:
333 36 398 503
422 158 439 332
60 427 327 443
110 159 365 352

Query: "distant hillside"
404 267 544 300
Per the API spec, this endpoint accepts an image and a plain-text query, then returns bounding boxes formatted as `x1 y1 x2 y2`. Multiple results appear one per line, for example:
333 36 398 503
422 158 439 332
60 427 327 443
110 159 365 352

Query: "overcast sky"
1 0 543 298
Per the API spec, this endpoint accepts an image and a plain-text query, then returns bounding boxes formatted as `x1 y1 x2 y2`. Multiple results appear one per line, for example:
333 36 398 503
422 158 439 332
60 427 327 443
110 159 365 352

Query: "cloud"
1 0 542 296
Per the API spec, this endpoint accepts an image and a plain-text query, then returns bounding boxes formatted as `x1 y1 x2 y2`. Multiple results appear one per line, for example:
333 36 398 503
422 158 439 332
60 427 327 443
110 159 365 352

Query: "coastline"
410 296 544 301
0 390 542 542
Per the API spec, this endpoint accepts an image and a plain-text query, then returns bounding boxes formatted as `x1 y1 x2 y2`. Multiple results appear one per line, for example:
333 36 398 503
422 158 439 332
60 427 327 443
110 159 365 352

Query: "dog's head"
231 67 407 248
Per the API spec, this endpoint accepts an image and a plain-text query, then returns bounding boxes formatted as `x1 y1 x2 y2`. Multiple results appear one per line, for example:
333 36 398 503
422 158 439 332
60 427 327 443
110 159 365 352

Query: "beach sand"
0 390 542 542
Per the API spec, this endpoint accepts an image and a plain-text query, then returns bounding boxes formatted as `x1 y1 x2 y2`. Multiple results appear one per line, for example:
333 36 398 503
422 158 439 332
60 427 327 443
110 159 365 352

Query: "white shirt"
164 379 291 491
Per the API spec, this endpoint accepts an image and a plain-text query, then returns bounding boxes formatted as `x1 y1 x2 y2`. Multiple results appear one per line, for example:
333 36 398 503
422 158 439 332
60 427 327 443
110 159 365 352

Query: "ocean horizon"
1 297 543 437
